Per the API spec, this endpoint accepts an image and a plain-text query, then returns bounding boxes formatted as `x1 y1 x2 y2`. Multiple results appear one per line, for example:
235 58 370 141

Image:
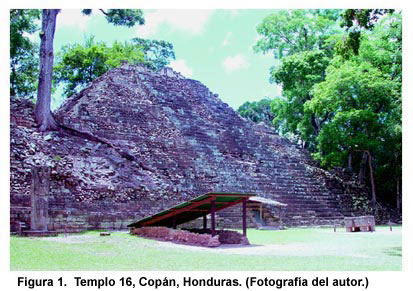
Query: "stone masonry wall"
10 64 366 232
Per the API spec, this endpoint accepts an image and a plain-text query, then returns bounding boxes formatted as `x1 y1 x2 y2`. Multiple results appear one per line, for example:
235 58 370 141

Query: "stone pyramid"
11 63 365 232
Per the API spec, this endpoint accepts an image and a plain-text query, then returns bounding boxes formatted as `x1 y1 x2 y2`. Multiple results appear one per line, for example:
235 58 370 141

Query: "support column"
211 199 216 237
172 215 176 229
203 214 207 231
242 198 247 237
279 207 283 228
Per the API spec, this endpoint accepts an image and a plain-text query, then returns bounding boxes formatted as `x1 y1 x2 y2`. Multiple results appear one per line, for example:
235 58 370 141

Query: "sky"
49 9 282 110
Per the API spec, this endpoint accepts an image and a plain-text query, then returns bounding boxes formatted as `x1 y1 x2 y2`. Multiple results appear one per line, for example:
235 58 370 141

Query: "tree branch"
99 9 108 16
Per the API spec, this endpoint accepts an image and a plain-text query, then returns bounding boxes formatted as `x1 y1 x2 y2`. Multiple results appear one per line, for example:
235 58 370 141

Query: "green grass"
10 226 402 271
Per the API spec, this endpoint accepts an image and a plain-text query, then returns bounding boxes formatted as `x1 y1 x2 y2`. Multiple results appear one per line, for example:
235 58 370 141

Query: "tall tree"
307 13 401 211
10 9 41 97
35 9 60 131
270 50 331 149
254 10 342 149
35 9 145 132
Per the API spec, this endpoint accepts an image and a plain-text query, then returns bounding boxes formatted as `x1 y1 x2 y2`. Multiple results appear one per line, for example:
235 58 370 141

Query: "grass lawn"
10 226 401 271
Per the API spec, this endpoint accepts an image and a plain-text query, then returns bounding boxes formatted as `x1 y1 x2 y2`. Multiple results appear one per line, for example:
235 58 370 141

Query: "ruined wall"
10 64 365 232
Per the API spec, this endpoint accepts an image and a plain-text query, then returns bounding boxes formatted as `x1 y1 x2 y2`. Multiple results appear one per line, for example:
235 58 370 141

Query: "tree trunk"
396 178 401 215
366 150 377 214
347 151 352 170
35 9 60 132
10 64 16 96
310 113 320 135
358 151 368 185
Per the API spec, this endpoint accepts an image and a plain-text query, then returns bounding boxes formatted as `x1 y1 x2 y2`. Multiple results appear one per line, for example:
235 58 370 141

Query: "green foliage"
82 9 144 27
54 37 145 97
254 10 343 149
254 10 341 59
308 14 401 171
306 13 402 210
339 9 394 56
255 9 402 209
341 9 392 31
270 50 331 149
237 99 274 128
10 9 41 97
131 38 176 71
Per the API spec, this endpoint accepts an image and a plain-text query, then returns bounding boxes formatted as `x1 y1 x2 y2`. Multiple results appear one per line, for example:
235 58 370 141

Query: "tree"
254 10 402 212
338 9 394 56
54 36 176 98
270 50 331 150
10 9 41 97
35 9 60 131
54 37 145 97
131 38 175 71
254 10 342 149
237 99 275 128
307 38 401 212
81 9 144 27
35 9 145 132
254 10 341 59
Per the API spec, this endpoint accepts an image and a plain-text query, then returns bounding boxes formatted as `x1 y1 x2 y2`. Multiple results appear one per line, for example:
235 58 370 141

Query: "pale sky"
49 9 282 110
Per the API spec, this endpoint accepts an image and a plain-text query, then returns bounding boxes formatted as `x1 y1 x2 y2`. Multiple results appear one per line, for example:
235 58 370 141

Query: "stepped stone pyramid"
11 63 364 232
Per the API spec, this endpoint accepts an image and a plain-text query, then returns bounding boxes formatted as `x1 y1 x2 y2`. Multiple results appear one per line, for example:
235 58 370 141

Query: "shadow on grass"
383 247 402 257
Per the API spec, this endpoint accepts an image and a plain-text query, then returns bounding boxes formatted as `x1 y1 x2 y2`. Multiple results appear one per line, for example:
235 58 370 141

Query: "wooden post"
242 198 247 237
260 204 263 224
211 199 216 236
279 206 283 228
203 214 207 231
172 216 176 229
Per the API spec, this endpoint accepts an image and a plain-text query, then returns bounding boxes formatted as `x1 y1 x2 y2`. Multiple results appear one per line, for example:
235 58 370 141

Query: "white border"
1 0 412 290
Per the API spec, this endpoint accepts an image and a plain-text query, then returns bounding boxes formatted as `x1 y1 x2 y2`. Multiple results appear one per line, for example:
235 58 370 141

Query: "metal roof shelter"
128 192 256 237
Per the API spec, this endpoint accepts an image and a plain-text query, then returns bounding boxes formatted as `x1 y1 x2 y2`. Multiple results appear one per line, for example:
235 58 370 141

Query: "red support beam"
141 196 214 226
211 198 216 236
242 198 247 237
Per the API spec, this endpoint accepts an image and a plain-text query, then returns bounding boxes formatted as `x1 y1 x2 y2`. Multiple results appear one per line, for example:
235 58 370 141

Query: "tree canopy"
54 37 145 97
10 9 41 97
237 99 274 128
81 9 145 27
54 36 176 97
255 9 402 212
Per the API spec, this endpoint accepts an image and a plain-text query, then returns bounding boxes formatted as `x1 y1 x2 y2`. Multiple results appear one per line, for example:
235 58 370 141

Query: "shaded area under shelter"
248 196 287 229
128 192 256 237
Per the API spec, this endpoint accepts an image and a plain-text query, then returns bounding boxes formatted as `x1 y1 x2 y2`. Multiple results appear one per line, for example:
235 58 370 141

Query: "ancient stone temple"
10 63 368 233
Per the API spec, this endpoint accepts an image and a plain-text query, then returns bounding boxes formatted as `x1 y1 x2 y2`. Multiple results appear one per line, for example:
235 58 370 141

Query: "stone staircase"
10 64 365 232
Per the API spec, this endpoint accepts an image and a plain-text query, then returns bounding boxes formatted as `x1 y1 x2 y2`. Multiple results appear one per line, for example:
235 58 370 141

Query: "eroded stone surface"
10 64 370 232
